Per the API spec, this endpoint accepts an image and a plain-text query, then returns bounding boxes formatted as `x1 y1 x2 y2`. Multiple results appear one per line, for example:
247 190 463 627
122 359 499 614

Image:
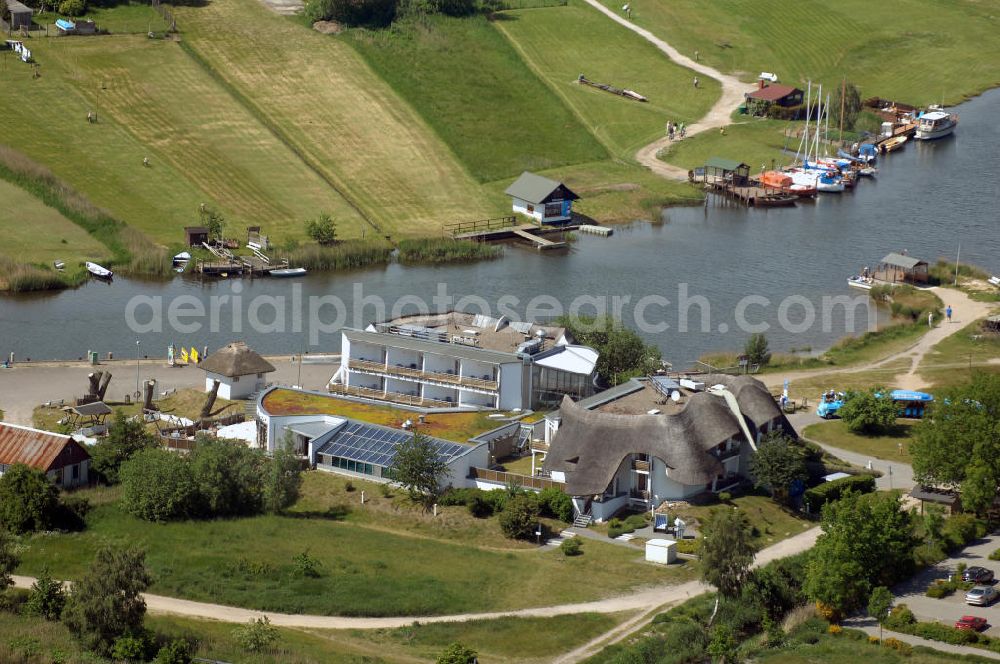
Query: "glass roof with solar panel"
314 422 469 468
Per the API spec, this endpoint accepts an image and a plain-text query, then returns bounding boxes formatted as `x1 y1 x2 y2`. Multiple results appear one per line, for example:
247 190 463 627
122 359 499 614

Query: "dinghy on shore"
85 262 113 279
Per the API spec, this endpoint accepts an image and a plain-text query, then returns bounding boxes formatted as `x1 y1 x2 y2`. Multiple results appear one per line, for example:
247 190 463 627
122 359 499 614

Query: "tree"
0 529 19 593
832 81 863 131
232 616 278 652
498 493 540 540
26 567 66 620
804 491 917 616
437 642 478 664
555 315 662 385
199 205 226 241
63 545 151 656
867 586 893 641
922 504 945 548
265 436 303 513
391 432 449 507
0 464 60 534
538 486 574 522
305 0 398 27
58 0 85 16
911 373 1000 511
155 639 193 664
838 387 898 434
120 448 198 521
743 333 771 369
189 438 266 517
0 0 9 23
90 410 156 484
706 624 738 663
698 508 758 598
748 431 807 504
306 213 338 245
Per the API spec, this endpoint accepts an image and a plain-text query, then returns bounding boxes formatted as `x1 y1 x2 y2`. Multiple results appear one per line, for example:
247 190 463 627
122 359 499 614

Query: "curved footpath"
580 0 755 180
10 527 819 629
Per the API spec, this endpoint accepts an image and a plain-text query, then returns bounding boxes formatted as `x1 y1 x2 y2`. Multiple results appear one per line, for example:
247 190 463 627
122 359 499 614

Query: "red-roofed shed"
0 422 91 488
746 83 804 107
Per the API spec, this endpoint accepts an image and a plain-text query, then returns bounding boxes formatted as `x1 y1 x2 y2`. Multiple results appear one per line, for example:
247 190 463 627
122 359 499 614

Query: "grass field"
596 0 1000 105
34 1 171 35
916 319 1000 388
0 178 109 273
661 117 795 171
803 419 916 462
672 493 814 549
755 632 988 664
177 0 495 236
261 388 501 441
18 483 691 616
350 14 608 182
494 0 718 158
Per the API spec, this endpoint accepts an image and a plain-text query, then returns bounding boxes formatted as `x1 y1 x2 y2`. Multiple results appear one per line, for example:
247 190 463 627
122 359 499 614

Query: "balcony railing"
349 358 498 391
469 467 563 491
632 459 650 472
712 446 741 461
328 383 455 409
629 488 651 501
530 440 549 453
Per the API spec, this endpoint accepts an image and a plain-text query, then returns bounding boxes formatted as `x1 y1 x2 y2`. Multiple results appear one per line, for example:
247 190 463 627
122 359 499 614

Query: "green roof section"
504 171 579 205
705 157 748 171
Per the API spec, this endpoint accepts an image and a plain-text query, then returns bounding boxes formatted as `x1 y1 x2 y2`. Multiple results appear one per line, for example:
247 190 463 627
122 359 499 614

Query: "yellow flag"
180 348 189 363
190 347 199 363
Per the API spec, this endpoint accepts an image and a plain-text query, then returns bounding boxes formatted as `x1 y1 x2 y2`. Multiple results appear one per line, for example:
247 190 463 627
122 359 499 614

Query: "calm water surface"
2 90 998 367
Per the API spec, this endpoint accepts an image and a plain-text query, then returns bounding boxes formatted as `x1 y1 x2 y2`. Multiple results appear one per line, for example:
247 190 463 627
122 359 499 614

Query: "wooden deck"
705 181 796 207
512 228 566 250
452 222 574 249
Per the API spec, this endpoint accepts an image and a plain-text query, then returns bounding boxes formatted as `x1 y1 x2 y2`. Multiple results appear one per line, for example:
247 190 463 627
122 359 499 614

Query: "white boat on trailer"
85 261 113 279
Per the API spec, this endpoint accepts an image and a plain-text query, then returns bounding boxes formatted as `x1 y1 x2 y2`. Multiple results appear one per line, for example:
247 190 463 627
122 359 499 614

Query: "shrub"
868 635 880 645
0 464 60 534
25 567 66 620
293 551 322 578
436 642 478 664
538 487 574 523
498 494 539 540
802 474 876 513
112 634 152 662
437 487 478 507
828 624 843 635
305 0 398 26
466 494 492 518
885 604 916 630
675 538 699 555
560 538 582 556
379 482 393 498
120 448 198 521
990 548 1000 561
607 525 624 539
155 639 193 664
718 491 732 503
787 616 827 645
883 637 912 654
624 513 649 530
942 513 982 550
58 0 85 16
925 582 951 598
232 616 279 653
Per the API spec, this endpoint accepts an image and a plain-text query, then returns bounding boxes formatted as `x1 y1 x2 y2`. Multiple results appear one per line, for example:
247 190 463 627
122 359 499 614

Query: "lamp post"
135 339 141 400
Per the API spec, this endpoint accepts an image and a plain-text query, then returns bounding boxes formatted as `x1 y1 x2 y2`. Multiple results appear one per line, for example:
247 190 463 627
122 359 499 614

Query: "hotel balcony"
632 459 650 473
349 358 499 391
530 439 549 453
328 383 454 409
629 488 651 501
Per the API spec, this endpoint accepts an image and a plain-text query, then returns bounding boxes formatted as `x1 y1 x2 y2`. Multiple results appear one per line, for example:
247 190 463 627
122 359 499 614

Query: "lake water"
2 89 998 367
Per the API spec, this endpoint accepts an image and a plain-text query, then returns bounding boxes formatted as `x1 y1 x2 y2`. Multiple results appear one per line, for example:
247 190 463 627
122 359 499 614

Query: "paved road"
11 527 820 630
580 0 755 181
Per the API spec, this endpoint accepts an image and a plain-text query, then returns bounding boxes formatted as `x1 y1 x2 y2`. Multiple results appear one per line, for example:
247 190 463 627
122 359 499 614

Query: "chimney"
758 78 765 90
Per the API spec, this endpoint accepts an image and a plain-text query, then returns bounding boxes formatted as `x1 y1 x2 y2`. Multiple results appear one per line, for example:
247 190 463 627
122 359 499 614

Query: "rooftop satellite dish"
670 391 681 402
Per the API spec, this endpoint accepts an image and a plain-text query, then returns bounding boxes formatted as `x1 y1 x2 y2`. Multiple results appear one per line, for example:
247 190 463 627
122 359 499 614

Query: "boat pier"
195 242 289 277
445 216 574 251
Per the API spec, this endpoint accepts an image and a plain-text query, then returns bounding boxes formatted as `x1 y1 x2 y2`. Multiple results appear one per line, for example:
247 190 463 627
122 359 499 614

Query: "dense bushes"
119 438 300 522
607 513 649 539
306 0 400 26
802 474 875 513
397 238 501 264
437 486 575 525
498 493 539 540
0 464 60 534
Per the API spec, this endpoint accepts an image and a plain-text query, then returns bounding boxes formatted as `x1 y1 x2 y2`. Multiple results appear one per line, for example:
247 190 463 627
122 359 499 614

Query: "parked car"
963 566 995 584
966 585 999 606
955 615 989 631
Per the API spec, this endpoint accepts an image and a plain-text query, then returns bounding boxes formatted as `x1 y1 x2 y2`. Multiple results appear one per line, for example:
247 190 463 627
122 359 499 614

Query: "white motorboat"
270 267 308 278
847 275 874 290
85 261 113 279
915 108 957 140
53 260 65 270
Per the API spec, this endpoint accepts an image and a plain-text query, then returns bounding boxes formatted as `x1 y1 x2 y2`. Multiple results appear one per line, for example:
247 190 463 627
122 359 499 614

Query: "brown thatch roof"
199 342 275 377
544 374 793 496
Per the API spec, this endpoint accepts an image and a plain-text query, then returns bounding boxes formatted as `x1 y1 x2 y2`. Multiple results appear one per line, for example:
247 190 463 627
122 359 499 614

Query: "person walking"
678 122 686 138
928 311 934 328
946 305 953 323
693 77 699 89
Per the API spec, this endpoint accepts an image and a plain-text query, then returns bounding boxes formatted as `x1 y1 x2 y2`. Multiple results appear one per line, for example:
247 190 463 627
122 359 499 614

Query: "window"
526 204 535 213
233 376 240 382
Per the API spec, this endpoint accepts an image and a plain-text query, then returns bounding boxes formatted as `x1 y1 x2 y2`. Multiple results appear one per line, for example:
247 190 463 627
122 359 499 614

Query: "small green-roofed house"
505 171 580 225
876 252 929 284
702 157 751 186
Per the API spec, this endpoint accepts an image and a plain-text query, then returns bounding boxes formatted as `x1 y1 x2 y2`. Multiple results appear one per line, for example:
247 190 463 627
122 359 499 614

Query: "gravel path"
581 0 755 180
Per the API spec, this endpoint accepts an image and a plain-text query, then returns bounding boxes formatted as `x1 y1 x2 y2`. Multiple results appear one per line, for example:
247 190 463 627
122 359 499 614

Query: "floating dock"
511 228 567 250
578 224 613 236
705 181 796 207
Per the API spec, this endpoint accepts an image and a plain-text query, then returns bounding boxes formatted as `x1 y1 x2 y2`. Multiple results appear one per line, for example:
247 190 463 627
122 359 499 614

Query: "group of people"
666 121 686 140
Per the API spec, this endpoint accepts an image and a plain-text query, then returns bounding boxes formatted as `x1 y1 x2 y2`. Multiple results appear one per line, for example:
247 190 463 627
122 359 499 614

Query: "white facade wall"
205 370 264 400
349 340 384 363
423 352 458 375
512 198 544 223
386 346 421 370
498 362 525 410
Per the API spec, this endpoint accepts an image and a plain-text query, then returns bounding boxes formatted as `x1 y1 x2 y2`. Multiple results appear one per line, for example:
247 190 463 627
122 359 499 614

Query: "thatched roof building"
199 341 275 378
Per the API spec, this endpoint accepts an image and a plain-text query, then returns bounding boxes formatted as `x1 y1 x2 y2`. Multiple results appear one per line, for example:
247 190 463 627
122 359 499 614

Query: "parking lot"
892 534 1000 636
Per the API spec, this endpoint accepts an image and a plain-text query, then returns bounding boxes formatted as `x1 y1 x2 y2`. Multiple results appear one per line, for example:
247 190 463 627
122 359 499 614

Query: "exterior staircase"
573 514 593 528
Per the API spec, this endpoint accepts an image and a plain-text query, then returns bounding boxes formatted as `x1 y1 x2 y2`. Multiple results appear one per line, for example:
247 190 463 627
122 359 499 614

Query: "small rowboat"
847 275 873 290
881 135 907 153
85 261 113 279
270 267 308 278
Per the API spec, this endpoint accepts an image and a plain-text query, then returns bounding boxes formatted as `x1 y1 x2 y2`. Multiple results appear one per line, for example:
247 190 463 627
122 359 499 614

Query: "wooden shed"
875 252 929 284
184 226 209 247
6 0 33 29
702 157 751 186
505 171 580 225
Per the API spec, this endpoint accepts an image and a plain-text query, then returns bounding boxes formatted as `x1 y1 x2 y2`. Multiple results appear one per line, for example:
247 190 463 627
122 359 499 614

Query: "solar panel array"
315 422 468 468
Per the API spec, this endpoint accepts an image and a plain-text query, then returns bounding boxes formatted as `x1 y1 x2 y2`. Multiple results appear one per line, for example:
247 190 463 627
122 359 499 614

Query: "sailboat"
783 82 844 193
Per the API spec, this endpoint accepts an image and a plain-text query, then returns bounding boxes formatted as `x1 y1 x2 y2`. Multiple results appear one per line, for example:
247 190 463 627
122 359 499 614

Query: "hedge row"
803 474 875 513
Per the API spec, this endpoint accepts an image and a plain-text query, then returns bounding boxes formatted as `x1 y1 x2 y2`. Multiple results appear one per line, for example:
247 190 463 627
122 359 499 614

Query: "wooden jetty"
445 216 572 250
196 241 289 277
705 181 796 207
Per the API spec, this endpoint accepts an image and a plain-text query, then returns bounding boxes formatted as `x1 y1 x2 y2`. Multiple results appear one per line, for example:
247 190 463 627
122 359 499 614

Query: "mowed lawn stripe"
495 0 719 159
46 37 366 242
595 0 1000 104
177 0 495 236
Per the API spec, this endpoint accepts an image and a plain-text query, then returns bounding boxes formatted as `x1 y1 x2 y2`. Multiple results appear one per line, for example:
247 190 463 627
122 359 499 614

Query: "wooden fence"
468 467 563 491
